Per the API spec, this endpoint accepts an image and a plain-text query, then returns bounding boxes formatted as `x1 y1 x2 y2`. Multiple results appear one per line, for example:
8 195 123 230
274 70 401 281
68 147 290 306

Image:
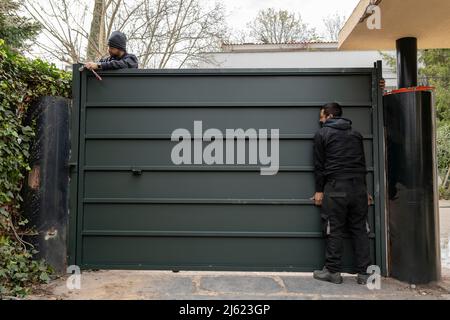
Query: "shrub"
0 38 71 297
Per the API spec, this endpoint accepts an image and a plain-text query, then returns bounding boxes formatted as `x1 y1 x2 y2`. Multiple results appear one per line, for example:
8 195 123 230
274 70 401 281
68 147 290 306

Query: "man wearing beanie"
84 31 138 70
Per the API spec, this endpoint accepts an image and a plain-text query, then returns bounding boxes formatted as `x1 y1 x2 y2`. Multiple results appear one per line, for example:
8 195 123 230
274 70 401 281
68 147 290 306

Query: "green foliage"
0 0 41 51
420 49 450 122
379 51 396 72
437 122 450 173
0 38 71 297
437 122 450 199
0 236 52 297
439 185 450 200
421 49 450 198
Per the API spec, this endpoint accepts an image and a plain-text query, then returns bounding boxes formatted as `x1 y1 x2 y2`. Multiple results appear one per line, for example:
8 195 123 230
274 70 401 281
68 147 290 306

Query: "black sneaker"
313 267 343 284
356 273 370 285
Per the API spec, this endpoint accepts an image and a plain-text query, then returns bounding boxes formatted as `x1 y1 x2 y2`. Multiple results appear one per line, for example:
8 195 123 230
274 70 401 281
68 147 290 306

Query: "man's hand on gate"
368 193 374 205
84 62 99 70
310 192 324 207
379 78 386 91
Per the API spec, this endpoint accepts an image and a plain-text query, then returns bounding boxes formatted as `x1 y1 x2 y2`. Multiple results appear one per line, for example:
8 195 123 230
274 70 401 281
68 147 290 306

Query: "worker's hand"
84 62 99 70
368 193 374 206
310 192 324 207
379 78 386 91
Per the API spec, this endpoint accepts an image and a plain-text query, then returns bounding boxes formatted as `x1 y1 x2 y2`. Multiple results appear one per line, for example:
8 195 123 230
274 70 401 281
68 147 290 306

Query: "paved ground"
26 201 450 300
28 269 450 300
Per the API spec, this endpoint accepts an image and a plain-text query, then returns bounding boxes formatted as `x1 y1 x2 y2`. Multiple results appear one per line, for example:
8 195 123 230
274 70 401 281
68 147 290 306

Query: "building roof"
221 41 339 53
339 0 450 50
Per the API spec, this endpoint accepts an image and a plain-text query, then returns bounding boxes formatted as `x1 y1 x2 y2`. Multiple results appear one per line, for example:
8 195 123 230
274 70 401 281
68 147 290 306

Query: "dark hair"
321 102 342 117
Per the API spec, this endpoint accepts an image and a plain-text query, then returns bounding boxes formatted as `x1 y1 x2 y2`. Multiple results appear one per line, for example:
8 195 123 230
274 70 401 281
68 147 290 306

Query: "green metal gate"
69 63 386 273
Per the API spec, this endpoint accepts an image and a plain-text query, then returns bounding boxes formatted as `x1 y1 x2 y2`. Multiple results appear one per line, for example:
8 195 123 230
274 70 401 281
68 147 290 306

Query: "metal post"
396 37 418 88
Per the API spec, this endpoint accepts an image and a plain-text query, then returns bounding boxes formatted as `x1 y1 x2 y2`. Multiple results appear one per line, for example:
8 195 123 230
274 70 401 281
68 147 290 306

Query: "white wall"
199 50 397 89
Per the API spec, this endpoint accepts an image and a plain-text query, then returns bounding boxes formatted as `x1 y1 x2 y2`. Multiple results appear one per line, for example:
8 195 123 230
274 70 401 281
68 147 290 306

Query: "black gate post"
396 37 418 88
383 37 441 284
23 96 70 274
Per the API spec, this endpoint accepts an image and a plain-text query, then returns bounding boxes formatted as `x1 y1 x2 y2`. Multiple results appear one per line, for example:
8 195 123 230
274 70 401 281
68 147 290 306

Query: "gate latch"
131 168 143 176
69 162 77 173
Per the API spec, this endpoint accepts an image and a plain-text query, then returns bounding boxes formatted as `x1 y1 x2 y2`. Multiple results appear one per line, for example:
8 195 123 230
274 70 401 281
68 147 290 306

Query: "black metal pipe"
383 90 441 284
396 37 418 88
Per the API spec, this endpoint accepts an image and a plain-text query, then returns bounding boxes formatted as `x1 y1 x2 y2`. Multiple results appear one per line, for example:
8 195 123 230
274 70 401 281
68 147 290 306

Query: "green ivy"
437 123 450 171
0 236 52 296
0 38 71 297
437 122 450 199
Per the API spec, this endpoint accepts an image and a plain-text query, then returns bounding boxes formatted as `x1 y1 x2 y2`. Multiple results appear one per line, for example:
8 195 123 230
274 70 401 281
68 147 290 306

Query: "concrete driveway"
27 201 450 300
28 269 450 300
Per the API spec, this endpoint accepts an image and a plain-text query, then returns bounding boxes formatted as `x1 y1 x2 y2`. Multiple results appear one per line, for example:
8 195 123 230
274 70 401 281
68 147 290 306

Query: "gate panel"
70 67 385 272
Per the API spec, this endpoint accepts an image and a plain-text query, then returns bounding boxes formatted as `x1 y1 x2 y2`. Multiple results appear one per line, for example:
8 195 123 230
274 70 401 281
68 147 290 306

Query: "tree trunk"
87 0 106 61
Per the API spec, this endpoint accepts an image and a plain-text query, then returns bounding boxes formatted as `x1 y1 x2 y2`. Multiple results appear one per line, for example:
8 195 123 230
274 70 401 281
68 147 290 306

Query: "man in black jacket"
84 31 138 71
312 102 371 285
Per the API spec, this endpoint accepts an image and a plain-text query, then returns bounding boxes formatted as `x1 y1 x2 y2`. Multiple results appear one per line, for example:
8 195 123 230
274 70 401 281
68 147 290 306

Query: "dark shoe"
356 273 370 285
313 267 343 284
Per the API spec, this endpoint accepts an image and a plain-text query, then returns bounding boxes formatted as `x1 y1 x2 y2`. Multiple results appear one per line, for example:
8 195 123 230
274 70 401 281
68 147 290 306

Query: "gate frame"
68 62 387 276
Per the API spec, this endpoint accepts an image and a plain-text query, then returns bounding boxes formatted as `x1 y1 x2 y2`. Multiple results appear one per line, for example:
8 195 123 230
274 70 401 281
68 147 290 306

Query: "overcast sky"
221 0 360 38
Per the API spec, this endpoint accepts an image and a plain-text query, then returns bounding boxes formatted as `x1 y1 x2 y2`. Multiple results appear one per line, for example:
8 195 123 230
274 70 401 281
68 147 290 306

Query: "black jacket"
99 52 138 70
313 117 367 192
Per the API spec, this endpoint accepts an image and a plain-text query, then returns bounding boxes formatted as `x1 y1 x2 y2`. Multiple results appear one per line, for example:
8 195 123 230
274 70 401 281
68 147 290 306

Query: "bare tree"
247 8 320 44
323 13 346 42
24 0 91 64
23 0 227 68
122 0 227 68
24 0 142 64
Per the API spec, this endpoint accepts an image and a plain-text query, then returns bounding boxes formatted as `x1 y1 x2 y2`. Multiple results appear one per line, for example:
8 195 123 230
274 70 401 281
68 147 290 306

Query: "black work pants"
321 176 371 274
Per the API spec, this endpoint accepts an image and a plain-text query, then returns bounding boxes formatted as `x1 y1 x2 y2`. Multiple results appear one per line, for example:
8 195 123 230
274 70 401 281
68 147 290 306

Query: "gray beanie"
108 31 127 51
